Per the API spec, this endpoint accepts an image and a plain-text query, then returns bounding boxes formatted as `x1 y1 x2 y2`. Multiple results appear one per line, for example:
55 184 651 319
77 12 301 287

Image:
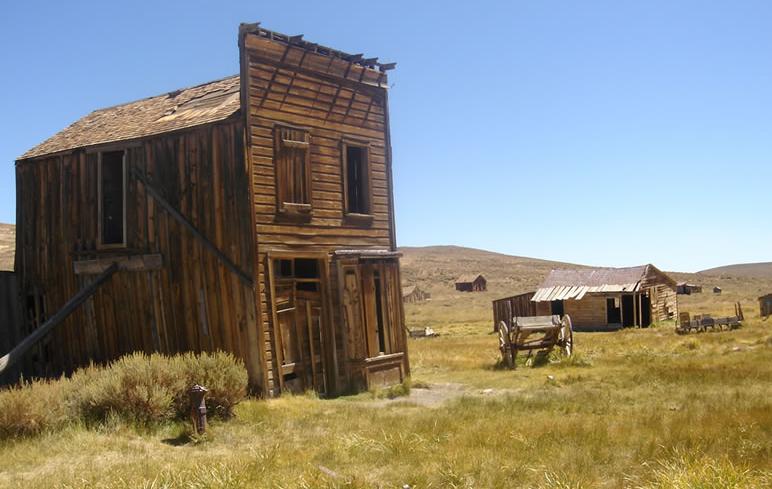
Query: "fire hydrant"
189 384 208 435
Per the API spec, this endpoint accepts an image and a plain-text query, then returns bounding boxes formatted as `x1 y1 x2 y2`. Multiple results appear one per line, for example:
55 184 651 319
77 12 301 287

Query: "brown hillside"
0 223 14 271
698 262 772 279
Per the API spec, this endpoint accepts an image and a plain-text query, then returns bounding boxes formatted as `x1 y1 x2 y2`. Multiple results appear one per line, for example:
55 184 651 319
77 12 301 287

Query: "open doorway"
606 297 621 325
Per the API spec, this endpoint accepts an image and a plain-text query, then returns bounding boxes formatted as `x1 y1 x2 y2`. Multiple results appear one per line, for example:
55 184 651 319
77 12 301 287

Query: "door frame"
266 251 338 395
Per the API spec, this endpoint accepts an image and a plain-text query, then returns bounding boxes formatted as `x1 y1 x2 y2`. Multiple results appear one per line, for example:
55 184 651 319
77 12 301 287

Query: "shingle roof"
20 75 241 160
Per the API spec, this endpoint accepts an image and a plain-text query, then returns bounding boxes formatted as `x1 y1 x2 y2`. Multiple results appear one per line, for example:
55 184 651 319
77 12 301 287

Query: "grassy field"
1 319 770 487
0 245 770 488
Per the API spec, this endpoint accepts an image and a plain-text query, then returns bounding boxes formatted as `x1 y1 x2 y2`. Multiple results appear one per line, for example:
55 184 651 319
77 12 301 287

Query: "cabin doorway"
606 297 621 325
269 257 329 395
621 295 635 327
640 294 652 327
550 300 564 317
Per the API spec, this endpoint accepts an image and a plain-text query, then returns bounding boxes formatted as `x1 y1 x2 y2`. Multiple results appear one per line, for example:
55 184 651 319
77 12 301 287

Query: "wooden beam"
0 263 118 376
74 253 163 275
131 168 254 287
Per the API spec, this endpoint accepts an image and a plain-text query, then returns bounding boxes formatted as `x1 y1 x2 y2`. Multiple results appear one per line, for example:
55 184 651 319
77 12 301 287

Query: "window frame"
274 123 313 219
341 138 373 225
97 149 127 249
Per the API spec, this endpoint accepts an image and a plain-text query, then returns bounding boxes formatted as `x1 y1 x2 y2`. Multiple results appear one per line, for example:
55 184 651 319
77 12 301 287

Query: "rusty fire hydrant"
189 384 208 435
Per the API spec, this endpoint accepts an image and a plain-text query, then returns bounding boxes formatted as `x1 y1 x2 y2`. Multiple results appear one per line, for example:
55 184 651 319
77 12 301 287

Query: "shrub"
0 377 72 438
69 353 186 425
173 351 248 418
0 351 248 438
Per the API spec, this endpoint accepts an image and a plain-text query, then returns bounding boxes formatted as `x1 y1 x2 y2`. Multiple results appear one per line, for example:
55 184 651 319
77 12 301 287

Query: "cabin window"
342 141 372 220
98 150 126 247
274 125 312 216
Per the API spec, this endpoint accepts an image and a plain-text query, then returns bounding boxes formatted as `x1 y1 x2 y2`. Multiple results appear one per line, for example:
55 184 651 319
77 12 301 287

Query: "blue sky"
1 1 770 272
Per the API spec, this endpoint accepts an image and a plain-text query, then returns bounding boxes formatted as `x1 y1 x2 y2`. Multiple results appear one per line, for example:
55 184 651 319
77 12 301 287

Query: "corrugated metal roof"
20 75 241 160
532 265 650 302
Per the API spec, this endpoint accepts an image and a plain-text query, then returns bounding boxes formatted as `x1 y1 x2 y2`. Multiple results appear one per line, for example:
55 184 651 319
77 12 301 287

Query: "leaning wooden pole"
0 262 119 376
130 168 254 287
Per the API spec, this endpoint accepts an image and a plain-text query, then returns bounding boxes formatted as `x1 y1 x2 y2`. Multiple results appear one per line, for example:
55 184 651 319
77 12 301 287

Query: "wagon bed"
498 315 573 368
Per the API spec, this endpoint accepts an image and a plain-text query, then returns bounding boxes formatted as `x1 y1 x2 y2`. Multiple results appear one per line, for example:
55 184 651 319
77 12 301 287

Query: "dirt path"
369 382 517 408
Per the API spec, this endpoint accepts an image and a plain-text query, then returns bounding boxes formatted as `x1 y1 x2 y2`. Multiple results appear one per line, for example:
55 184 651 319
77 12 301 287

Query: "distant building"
455 274 487 292
531 264 678 331
676 282 703 295
402 285 430 304
759 294 772 319
713 286 722 295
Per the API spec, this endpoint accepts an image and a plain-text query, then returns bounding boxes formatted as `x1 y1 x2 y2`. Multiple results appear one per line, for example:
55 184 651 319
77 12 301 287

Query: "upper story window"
342 140 372 223
98 150 126 247
274 125 312 217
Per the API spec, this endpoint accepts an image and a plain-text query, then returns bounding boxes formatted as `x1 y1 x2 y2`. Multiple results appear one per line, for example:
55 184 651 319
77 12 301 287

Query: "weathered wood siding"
242 33 401 395
563 295 607 329
650 284 678 322
14 119 263 389
0 272 23 384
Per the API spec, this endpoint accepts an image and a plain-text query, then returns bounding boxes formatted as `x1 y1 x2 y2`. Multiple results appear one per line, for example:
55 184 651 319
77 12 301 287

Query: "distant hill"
698 262 772 279
398 245 584 296
0 223 14 271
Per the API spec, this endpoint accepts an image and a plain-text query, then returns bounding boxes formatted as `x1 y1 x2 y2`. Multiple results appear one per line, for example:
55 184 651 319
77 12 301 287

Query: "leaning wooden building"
455 274 487 292
531 265 678 331
10 23 408 396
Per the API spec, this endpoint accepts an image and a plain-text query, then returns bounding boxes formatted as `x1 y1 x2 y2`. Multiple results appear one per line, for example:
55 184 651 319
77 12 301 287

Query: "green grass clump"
370 378 412 399
0 351 247 439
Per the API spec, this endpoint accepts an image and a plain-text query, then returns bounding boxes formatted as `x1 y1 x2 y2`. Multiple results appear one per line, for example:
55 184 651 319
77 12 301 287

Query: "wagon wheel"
558 315 573 357
498 321 514 369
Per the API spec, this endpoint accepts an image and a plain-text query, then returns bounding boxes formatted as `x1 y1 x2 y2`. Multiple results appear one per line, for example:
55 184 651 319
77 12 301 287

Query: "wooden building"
676 282 702 295
713 286 722 295
760 294 772 319
455 274 487 292
10 24 408 397
531 265 678 331
402 285 430 304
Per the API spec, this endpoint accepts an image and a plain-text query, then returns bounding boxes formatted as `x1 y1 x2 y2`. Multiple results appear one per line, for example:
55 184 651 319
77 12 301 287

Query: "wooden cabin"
676 282 702 295
10 24 408 397
531 265 678 331
402 285 430 304
713 286 722 295
455 274 487 292
759 294 772 319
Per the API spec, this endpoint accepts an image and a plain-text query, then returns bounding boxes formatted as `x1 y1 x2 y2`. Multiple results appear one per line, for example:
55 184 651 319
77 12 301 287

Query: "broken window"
274 125 312 215
342 142 371 217
99 150 126 247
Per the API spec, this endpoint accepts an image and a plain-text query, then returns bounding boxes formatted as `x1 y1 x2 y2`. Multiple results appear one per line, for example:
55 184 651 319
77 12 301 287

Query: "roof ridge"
89 74 240 114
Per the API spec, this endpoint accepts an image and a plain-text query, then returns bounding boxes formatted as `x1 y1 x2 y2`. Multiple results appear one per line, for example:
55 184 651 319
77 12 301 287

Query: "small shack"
402 285 430 304
531 264 678 331
455 274 486 292
713 286 722 295
760 294 772 319
676 282 702 295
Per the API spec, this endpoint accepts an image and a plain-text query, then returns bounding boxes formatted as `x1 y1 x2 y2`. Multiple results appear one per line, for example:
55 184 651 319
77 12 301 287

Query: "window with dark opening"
343 143 370 216
99 150 126 246
274 125 312 214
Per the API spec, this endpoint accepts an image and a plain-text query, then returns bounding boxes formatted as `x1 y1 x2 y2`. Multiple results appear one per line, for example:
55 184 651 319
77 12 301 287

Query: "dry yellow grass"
0 245 770 487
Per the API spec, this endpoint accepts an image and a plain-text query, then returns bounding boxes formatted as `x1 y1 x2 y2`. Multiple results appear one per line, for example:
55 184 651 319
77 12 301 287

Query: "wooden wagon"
498 315 573 368
676 303 744 334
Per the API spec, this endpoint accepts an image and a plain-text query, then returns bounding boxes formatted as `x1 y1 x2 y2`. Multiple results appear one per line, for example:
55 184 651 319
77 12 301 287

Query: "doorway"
621 295 635 327
269 257 328 394
606 297 621 325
